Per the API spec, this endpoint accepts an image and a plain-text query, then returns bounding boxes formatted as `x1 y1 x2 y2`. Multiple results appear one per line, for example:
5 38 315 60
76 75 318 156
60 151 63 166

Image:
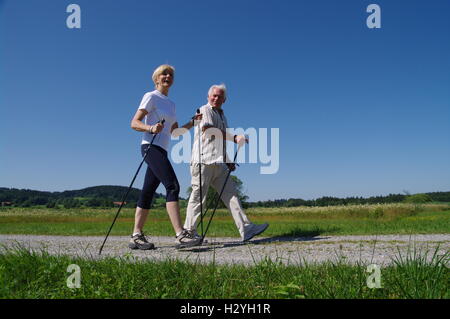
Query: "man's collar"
207 103 224 114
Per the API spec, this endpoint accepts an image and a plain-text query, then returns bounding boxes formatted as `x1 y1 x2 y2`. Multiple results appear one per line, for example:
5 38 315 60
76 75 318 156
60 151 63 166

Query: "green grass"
0 204 448 237
0 245 447 299
0 204 448 299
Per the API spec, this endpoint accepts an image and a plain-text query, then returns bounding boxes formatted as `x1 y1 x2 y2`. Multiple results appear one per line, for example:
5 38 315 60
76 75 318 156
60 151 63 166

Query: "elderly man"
184 84 269 242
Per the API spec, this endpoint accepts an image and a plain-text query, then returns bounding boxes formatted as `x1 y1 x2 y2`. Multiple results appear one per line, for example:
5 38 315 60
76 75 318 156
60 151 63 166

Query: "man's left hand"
226 163 236 171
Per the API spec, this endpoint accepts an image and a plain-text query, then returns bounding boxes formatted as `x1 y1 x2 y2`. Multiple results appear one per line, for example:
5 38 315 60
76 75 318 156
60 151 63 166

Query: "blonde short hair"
152 64 175 86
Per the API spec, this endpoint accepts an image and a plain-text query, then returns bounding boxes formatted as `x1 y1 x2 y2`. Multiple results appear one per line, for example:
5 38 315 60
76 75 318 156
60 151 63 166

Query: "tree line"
246 192 450 208
0 186 163 208
1 185 449 209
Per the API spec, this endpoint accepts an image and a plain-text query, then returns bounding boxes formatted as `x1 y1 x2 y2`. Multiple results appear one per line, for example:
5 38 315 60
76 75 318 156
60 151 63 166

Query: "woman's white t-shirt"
137 90 177 151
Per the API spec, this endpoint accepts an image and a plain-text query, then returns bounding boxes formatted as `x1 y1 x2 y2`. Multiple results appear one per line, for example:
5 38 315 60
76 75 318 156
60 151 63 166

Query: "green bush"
404 194 433 204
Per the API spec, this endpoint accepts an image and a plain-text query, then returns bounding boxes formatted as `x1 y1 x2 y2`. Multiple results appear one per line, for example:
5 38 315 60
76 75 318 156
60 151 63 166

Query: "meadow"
0 203 448 299
0 203 448 237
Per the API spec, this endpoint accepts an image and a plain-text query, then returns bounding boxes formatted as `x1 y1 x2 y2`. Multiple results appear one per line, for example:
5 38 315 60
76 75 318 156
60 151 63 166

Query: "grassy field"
1 203 448 299
0 203 449 237
0 245 447 299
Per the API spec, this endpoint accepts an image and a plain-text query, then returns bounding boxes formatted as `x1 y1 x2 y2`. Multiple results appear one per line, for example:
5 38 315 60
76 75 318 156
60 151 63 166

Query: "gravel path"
0 234 448 266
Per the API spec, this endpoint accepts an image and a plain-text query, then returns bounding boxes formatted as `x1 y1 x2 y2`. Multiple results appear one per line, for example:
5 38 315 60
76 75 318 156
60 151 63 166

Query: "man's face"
208 88 226 108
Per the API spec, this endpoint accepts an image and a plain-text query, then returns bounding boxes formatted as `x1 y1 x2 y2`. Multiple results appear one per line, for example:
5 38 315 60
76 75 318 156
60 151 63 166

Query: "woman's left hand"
193 113 203 121
235 135 249 146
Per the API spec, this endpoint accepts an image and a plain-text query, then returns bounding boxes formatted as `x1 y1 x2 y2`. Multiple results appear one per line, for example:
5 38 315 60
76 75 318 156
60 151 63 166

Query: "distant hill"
0 186 449 208
0 185 164 208
56 185 148 200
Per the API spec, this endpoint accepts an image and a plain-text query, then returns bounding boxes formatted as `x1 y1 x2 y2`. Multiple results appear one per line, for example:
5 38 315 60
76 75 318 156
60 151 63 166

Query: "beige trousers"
184 163 252 239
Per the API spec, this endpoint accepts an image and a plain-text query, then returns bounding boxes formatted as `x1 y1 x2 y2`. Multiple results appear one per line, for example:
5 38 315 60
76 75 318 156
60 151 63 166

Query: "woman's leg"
166 201 183 235
154 158 183 235
129 157 160 249
143 146 183 235
134 147 161 235
133 207 150 235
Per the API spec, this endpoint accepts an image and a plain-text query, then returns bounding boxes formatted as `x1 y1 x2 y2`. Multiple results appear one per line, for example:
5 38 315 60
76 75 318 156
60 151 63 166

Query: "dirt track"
0 234 448 266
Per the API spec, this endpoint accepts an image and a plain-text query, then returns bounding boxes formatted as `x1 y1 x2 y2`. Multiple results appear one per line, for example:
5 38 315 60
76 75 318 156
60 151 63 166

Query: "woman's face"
157 70 174 89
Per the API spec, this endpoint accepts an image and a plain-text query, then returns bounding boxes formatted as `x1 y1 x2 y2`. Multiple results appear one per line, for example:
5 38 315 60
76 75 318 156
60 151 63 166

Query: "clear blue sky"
1 0 449 201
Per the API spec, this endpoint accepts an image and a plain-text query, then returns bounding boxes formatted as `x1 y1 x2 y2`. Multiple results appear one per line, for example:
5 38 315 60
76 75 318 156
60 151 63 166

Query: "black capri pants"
137 144 180 209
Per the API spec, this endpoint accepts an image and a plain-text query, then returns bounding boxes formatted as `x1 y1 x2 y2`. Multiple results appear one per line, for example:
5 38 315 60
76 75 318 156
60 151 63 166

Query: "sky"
1 0 449 201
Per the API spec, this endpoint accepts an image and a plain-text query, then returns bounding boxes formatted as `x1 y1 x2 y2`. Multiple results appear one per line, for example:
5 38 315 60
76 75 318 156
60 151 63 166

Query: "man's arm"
202 124 235 142
203 125 248 146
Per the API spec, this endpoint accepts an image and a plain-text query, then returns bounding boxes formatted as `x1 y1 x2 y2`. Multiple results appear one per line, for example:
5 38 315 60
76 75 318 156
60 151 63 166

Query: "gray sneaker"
186 229 208 244
175 229 203 249
128 232 155 250
243 223 269 242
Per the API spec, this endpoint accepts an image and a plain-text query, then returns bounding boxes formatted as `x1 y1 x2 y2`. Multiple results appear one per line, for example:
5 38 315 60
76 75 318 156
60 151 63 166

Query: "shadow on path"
181 227 337 253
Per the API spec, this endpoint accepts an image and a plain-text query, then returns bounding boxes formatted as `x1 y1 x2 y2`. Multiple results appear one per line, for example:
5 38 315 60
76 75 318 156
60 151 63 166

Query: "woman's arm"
131 109 163 133
170 120 193 133
170 113 203 137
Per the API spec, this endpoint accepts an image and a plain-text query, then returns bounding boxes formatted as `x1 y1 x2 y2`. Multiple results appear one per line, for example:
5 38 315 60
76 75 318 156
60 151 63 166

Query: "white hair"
208 83 227 101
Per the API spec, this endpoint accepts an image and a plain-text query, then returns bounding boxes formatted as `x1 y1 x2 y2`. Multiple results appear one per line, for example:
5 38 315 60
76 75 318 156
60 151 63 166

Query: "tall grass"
0 204 448 237
246 203 449 218
390 244 449 298
0 245 447 299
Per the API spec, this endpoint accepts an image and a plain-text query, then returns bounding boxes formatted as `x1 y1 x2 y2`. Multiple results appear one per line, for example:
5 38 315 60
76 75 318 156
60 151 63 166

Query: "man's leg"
184 163 212 233
210 164 252 239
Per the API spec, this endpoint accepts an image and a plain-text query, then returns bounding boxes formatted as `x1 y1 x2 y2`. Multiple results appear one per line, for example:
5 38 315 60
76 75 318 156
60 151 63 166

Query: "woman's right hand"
150 122 164 134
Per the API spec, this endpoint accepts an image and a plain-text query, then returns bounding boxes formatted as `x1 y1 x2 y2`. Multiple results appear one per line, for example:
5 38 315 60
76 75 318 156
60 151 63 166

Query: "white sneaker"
243 223 269 242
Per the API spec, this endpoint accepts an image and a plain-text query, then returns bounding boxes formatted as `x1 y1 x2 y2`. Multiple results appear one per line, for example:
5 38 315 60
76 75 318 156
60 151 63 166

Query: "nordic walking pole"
196 109 204 238
98 119 165 255
201 145 242 242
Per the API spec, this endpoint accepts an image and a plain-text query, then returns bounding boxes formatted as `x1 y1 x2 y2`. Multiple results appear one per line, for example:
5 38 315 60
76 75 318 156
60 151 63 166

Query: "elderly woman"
129 64 201 250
